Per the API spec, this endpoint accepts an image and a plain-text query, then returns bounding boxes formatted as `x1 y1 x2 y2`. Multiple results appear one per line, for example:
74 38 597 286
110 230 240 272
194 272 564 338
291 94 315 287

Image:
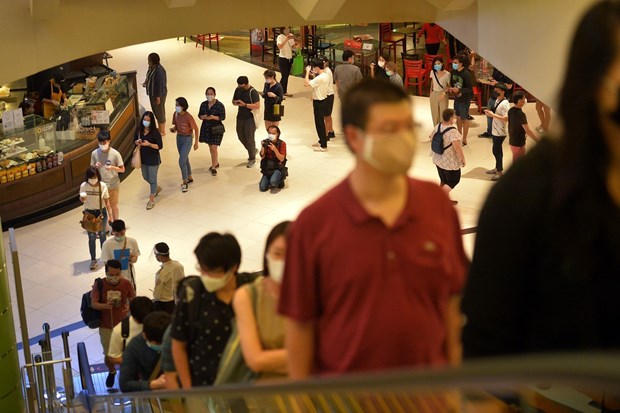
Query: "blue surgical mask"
142 120 150 128
452 63 459 70
147 342 162 352
175 106 182 113
434 64 442 72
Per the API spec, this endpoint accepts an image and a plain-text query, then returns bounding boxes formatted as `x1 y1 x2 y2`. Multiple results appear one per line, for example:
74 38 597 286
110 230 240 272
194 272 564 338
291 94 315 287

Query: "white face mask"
268 134 277 141
361 130 417 175
106 275 120 285
88 178 98 185
378 60 385 68
206 95 214 102
99 143 109 151
201 270 234 293
266 256 285 284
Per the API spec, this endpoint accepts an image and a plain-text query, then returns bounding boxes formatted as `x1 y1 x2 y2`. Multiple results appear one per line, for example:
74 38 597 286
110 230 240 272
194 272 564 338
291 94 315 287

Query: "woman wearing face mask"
429 56 451 125
198 87 226 176
370 54 389 80
170 97 199 193
259 125 287 192
233 221 290 381
135 111 163 210
385 61 404 88
79 166 113 270
261 69 284 130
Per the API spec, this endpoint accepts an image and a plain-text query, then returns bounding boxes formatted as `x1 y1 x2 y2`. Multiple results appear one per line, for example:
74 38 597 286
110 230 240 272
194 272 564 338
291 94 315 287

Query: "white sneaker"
313 147 328 152
181 183 189 192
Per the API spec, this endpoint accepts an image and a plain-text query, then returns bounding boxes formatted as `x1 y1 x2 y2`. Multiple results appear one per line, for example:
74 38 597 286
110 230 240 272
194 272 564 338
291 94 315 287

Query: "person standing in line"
91 130 125 224
334 50 363 100
90 259 136 388
279 80 467 379
198 87 226 176
507 91 540 162
321 57 336 139
369 54 389 81
101 219 141 289
143 53 168 136
484 83 510 181
152 242 186 314
135 111 163 210
276 27 297 97
261 70 284 130
305 60 331 152
170 97 199 193
447 53 474 145
429 56 451 125
80 166 113 270
385 61 404 88
417 23 447 55
232 76 261 167
535 99 552 133
478 68 514 138
430 109 466 204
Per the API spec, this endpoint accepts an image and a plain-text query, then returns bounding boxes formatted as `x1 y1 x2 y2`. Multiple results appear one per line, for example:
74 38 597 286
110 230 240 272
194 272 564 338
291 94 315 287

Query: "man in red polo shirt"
278 79 468 378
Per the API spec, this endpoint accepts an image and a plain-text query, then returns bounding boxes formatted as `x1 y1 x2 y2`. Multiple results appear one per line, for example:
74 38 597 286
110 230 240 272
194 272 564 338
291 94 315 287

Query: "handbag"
210 123 225 135
80 183 104 233
291 51 304 76
131 144 141 169
80 278 104 329
249 88 262 130
273 103 284 117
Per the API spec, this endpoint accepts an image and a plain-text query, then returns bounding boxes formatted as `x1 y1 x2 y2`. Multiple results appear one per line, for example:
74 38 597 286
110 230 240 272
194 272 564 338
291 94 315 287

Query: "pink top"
173 111 198 136
418 23 444 44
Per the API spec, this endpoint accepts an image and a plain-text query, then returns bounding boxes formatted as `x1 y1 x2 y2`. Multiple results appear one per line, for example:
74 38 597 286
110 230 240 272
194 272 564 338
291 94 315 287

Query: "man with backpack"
430 108 466 204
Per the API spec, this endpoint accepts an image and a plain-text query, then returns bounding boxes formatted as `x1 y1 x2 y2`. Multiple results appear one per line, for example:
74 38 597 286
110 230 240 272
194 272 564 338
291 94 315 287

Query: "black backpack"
431 125 456 154
80 278 103 329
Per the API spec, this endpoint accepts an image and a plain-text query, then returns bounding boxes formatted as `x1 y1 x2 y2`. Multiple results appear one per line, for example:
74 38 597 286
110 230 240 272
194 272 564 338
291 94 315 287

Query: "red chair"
472 86 483 114
403 59 425 95
379 23 405 62
195 33 220 51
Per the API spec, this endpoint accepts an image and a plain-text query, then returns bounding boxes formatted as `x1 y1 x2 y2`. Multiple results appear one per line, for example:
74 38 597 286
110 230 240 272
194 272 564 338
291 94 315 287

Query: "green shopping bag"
291 52 304 76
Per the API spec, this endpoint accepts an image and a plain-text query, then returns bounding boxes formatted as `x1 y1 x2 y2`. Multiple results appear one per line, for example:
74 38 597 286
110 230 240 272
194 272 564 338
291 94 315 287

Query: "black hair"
442 108 456 122
194 232 241 273
154 242 170 255
237 76 249 85
143 311 172 343
84 166 101 182
262 221 291 276
97 130 111 142
148 53 160 65
378 54 389 61
206 87 216 95
175 97 189 111
342 50 354 62
512 91 525 104
111 219 126 232
53 72 65 83
267 125 281 137
453 53 469 68
130 296 154 324
341 79 410 131
139 111 158 136
263 69 276 79
433 56 444 68
310 59 323 69
105 259 122 272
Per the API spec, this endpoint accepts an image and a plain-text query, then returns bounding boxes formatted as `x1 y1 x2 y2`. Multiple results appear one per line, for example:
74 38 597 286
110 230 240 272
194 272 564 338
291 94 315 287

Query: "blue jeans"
141 164 159 195
259 170 282 192
486 97 496 134
177 135 193 181
86 208 108 260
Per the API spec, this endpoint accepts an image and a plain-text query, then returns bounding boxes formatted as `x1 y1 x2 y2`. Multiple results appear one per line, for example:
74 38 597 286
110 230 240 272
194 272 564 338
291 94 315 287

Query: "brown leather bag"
80 183 104 232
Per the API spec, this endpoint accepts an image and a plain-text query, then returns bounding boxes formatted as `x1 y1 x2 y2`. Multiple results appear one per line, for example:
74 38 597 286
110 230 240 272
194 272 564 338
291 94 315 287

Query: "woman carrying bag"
79 166 112 270
198 87 226 176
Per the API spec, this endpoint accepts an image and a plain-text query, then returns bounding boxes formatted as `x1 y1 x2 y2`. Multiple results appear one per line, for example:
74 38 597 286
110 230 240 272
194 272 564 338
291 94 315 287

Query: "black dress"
198 100 226 145
261 82 284 122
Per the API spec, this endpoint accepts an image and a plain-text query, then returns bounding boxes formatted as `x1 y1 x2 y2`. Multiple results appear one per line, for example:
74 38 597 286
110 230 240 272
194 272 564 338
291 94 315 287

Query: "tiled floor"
3 38 542 375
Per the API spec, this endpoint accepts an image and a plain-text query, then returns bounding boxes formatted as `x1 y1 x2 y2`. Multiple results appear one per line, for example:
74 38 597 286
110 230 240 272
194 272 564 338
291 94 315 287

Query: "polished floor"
3 38 543 372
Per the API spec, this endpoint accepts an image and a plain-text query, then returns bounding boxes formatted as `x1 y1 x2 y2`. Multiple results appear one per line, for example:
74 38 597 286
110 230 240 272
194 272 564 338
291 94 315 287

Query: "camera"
261 139 271 148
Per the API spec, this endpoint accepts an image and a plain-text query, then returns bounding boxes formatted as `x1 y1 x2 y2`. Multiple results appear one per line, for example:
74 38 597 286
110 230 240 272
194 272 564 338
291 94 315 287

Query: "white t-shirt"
492 98 510 137
431 70 451 92
324 67 335 96
101 237 141 281
309 72 331 101
431 123 463 171
153 260 185 302
80 181 109 211
107 316 143 359
276 34 295 59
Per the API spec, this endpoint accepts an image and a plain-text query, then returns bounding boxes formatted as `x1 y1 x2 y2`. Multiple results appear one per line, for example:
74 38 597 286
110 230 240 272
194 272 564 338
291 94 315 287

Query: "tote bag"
291 52 304 76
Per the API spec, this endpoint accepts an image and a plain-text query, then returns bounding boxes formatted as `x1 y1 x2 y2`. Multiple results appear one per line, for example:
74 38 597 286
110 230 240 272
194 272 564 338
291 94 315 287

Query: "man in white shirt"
484 83 510 181
152 242 185 314
101 220 141 289
276 27 298 97
321 57 336 139
305 59 331 152
91 130 125 222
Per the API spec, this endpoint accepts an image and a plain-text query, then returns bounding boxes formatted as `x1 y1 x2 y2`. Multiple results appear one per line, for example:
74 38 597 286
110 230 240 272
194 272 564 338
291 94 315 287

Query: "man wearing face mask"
447 53 474 145
91 259 136 388
259 125 287 192
276 26 298 97
101 220 141 289
279 80 468 378
119 311 171 392
152 242 186 314
305 60 331 152
91 130 125 223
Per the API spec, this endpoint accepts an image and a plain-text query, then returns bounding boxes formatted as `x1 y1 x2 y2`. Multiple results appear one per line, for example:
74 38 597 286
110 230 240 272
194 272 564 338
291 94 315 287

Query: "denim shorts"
454 100 471 119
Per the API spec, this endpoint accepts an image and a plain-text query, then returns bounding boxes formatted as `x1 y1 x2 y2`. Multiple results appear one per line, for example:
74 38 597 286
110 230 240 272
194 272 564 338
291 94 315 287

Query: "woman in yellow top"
233 221 290 380
40 74 67 118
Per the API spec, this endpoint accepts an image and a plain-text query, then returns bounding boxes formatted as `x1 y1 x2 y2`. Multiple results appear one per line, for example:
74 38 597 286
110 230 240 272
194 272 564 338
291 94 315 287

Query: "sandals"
146 200 155 210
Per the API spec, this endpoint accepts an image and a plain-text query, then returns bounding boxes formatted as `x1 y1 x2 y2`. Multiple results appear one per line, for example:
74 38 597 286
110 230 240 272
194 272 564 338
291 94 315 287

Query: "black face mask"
610 89 620 126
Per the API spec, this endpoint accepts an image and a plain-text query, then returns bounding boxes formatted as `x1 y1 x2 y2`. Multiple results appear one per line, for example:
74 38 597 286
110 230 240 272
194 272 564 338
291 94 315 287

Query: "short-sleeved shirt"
431 70 451 93
491 98 510 137
451 68 473 103
333 63 363 98
80 182 109 211
91 278 135 329
277 34 295 59
419 23 444 44
431 124 463 171
91 148 124 190
107 316 143 359
508 106 528 147
100 237 141 281
170 274 256 386
153 260 185 302
172 111 198 136
309 72 331 101
278 178 468 375
233 87 260 120
137 130 163 165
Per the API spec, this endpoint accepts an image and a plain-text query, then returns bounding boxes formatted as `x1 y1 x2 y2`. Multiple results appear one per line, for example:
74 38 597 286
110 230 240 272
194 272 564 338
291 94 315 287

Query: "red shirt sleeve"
279 141 287 157
189 113 198 131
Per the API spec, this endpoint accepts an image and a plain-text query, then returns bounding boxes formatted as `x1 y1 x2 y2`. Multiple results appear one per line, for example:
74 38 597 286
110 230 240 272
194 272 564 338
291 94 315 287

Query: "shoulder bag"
249 88 262 130
131 143 141 169
80 183 104 233
80 278 104 329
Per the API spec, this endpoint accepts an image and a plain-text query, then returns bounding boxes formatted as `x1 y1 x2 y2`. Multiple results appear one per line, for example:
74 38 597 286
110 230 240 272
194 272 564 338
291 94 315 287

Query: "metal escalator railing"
84 352 620 413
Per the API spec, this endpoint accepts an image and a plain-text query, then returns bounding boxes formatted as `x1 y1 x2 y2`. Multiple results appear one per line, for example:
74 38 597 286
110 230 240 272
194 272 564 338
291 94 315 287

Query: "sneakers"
181 183 189 192
313 147 328 152
491 172 503 181
327 131 335 138
277 180 285 189
155 186 162 197
284 92 293 97
105 371 116 388
486 168 497 175
89 260 97 270
209 166 218 176
478 132 491 138
146 200 155 210
247 159 256 168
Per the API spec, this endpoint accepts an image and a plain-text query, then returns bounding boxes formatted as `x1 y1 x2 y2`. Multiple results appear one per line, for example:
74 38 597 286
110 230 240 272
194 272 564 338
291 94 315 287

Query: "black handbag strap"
433 70 444 89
